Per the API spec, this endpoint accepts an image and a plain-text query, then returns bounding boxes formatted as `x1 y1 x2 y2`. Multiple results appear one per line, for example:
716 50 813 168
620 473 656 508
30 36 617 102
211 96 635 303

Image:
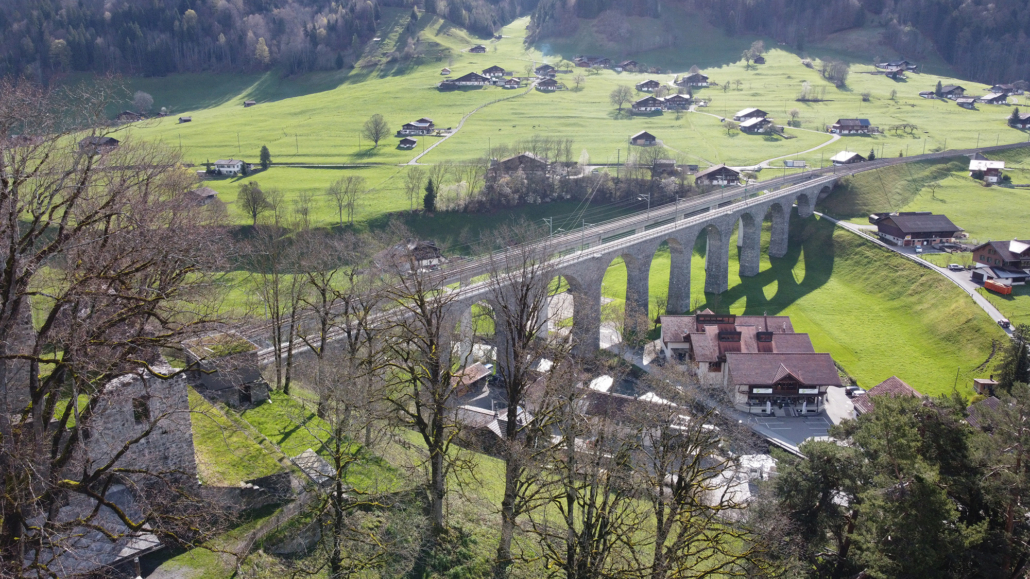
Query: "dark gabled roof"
683 72 708 80
452 362 492 388
620 60 638 67
882 212 962 234
535 64 555 71
941 84 965 93
637 79 661 86
663 93 691 102
631 130 656 140
537 78 559 87
79 136 120 147
724 352 843 387
973 239 1030 262
189 186 219 199
853 376 920 414
454 72 490 82
399 137 417 145
967 396 1002 430
634 96 663 106
694 164 740 179
834 118 871 127
483 65 505 74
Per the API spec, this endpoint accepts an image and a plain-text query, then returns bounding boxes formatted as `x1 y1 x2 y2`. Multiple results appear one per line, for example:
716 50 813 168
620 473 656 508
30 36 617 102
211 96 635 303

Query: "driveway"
822 214 1014 336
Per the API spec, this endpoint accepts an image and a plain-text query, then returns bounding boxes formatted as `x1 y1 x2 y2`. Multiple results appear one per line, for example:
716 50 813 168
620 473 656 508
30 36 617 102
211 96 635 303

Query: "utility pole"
237 132 240 154
616 149 620 178
295 133 298 154
976 132 980 148
543 217 553 236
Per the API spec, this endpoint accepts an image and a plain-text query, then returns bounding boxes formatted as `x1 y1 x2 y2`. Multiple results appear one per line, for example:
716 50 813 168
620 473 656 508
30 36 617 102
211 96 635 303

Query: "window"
132 397 151 424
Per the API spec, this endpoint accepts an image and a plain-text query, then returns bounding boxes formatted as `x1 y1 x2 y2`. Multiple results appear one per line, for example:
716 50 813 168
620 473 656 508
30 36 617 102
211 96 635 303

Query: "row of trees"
239 213 791 577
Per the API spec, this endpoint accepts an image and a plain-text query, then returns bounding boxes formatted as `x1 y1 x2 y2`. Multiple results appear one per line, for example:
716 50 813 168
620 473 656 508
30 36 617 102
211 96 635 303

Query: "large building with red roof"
660 310 842 415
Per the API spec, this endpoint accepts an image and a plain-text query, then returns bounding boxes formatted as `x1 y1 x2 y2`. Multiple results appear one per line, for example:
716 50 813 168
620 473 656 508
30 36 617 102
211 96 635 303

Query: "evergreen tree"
1009 106 1020 124
997 324 1030 393
423 178 437 212
868 148 876 160
260 145 272 170
935 80 943 96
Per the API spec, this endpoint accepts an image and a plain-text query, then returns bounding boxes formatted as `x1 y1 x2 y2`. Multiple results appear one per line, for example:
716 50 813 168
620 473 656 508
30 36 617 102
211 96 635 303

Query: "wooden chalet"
491 152 549 174
632 96 664 113
969 157 1005 183
636 79 662 92
978 92 1008 105
677 73 709 87
535 64 556 77
940 84 966 99
630 131 658 146
972 239 1030 270
536 78 560 91
469 44 487 53
694 164 739 186
739 117 772 133
399 118 435 135
733 107 767 121
662 94 691 109
869 212 963 247
830 118 874 134
450 72 491 86
1011 112 1030 128
482 65 506 77
957 97 976 109
830 150 866 165
398 137 417 150
618 60 639 71
244 100 257 107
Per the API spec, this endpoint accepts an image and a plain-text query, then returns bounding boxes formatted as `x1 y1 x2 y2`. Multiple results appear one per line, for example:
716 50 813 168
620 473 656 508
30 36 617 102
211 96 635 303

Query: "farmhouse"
1010 113 1030 128
482 65 506 77
940 84 966 99
632 96 664 113
636 79 662 92
830 118 875 134
469 44 486 53
869 212 963 247
78 136 120 153
441 67 451 75
451 72 491 86
659 311 840 414
574 56 612 68
978 92 1008 105
503 78 521 89
972 265 1030 286
178 116 192 123
956 97 976 109
918 90 936 99
379 239 447 272
399 137 417 149
452 362 493 397
491 152 549 174
991 84 1023 95
677 73 709 87
188 186 219 206
115 110 143 123
630 131 658 146
535 64 556 76
739 117 772 133
399 118 435 135
852 376 921 415
652 159 678 177
214 159 244 175
733 108 767 121
753 55 766 64
244 100 257 107
876 59 917 71
972 239 1030 270
536 78 560 91
619 60 639 71
969 157 1005 183
662 93 692 109
693 164 740 186
830 150 866 165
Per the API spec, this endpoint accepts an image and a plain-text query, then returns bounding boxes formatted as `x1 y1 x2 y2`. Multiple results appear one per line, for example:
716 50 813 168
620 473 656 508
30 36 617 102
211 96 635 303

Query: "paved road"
819 213 1014 336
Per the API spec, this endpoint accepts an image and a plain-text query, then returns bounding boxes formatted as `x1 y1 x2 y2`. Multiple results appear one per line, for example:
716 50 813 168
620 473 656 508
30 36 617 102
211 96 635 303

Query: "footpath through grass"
602 214 1003 396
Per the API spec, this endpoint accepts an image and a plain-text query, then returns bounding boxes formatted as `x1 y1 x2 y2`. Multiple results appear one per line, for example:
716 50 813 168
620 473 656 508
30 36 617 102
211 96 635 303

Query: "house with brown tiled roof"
967 396 1002 431
660 310 840 415
852 375 921 415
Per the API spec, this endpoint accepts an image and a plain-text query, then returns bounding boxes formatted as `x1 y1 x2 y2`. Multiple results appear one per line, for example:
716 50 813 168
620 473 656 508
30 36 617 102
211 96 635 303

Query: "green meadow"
107 7 1030 230
599 214 1003 396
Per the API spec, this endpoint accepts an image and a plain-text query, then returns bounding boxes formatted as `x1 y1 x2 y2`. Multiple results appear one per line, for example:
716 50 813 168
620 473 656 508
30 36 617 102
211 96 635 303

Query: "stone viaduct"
442 174 837 357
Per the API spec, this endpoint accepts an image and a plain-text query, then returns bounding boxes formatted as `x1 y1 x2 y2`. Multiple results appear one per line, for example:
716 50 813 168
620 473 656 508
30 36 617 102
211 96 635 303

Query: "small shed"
830 150 866 165
956 97 976 109
469 44 487 53
178 116 192 123
244 100 257 107
399 137 417 149
184 332 269 408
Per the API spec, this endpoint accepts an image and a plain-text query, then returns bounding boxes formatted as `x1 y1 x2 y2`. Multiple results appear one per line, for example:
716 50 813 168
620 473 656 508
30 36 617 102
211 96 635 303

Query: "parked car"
845 385 865 398
948 263 964 271
999 318 1011 329
915 247 923 254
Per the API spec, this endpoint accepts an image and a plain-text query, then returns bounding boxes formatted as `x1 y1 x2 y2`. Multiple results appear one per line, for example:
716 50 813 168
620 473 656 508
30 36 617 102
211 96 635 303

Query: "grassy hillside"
104 10 1030 230
601 214 1003 396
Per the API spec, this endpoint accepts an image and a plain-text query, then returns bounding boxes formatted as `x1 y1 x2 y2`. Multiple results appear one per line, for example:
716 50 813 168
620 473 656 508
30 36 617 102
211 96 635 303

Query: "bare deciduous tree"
405 166 427 211
0 80 229 578
326 175 365 226
361 113 390 147
610 85 633 112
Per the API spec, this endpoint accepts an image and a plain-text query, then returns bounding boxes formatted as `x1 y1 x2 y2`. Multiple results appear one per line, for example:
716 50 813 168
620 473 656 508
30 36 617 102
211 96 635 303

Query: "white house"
214 159 244 175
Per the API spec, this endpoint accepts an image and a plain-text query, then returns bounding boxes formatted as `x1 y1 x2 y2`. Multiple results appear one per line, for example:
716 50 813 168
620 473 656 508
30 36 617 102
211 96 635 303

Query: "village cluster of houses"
920 82 1023 109
439 63 569 91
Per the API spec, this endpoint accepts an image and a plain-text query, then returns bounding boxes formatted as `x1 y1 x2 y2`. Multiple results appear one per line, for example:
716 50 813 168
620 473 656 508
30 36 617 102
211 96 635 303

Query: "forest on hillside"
529 0 1030 84
0 0 533 79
